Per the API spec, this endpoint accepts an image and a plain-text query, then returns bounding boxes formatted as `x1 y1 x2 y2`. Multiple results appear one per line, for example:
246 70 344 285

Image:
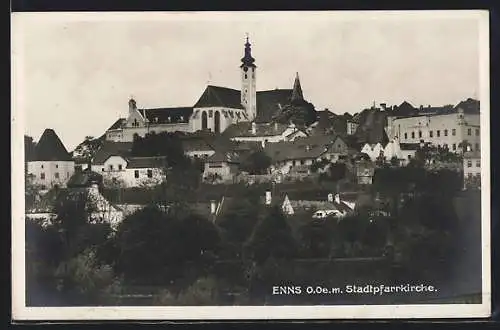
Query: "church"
105 37 316 142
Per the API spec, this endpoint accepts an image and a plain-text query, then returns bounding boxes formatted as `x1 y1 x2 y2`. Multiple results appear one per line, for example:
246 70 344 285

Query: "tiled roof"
399 143 420 151
264 141 327 163
32 129 72 161
181 136 216 152
107 118 126 131
67 169 103 188
193 85 245 109
127 156 167 169
138 107 193 124
455 98 480 114
463 150 481 158
92 141 133 165
223 121 290 138
206 150 240 164
255 89 293 123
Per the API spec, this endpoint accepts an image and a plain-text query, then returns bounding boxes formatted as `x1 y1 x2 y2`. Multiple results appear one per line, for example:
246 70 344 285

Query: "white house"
360 137 418 166
26 128 75 190
385 98 480 153
225 121 307 147
203 150 240 183
463 150 481 189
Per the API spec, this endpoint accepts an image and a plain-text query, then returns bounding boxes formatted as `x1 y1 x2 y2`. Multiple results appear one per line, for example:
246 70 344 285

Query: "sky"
12 11 484 151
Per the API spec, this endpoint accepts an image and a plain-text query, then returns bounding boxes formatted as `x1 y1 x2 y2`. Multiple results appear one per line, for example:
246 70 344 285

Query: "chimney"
251 122 257 135
327 193 334 202
334 194 341 204
210 200 217 215
129 98 137 114
265 191 272 205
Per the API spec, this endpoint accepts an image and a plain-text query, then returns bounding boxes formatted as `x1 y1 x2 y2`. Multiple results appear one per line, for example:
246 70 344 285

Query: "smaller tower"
291 72 304 104
240 34 257 121
128 97 137 115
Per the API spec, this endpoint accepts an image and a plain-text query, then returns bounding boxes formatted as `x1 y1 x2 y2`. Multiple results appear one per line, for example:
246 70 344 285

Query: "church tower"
240 35 257 121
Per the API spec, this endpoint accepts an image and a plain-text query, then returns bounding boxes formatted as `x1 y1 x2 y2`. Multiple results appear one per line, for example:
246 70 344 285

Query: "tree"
25 135 37 162
72 136 104 166
239 150 272 175
244 206 297 265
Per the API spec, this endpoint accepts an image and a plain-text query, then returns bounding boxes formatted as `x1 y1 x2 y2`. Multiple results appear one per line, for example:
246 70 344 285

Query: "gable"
126 109 146 127
255 89 293 123
193 85 244 109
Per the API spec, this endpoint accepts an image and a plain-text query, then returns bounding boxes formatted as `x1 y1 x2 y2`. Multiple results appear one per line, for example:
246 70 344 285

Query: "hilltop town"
24 37 482 306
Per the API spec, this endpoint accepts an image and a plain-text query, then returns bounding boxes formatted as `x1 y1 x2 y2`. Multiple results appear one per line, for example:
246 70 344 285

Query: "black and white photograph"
11 10 491 320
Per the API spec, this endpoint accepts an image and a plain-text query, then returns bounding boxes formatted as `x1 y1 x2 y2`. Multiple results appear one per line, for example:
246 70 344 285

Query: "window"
408 155 412 160
452 129 456 136
118 164 123 171
437 130 440 137
245 74 248 79
404 133 408 139
418 131 422 138
468 128 472 136
452 143 456 151
40 173 45 180
411 132 415 139
147 169 153 178
134 170 139 178
475 128 480 136
109 165 114 171
300 160 305 165
293 160 296 166
102 168 105 172
475 143 480 151
41 164 44 169
67 172 70 178
476 160 481 167
467 160 472 168
444 129 448 136
429 131 433 138
55 164 59 168
55 172 59 179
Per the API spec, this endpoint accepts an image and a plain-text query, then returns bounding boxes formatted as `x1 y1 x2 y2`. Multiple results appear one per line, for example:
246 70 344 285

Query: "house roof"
138 107 193 124
193 85 245 109
92 141 133 165
223 121 291 138
455 98 480 114
181 136 216 152
107 118 126 131
127 156 167 169
67 169 103 188
399 143 420 151
255 89 293 123
32 129 72 161
206 150 241 164
463 150 481 159
264 140 328 163
353 108 390 145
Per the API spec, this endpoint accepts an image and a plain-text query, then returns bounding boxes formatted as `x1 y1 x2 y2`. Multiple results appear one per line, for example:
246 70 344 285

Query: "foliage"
244 206 297 265
114 206 220 285
72 136 104 164
239 150 272 175
131 132 189 169
25 135 37 162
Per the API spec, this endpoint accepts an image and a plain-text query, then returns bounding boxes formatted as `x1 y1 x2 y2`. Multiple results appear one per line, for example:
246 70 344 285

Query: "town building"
104 37 317 142
463 150 481 189
90 141 166 187
224 121 307 147
360 137 418 166
26 129 75 190
385 98 480 153
202 150 241 183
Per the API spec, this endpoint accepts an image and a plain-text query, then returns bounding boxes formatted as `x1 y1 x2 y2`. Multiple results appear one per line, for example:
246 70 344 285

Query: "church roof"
255 89 293 123
193 85 245 109
32 129 72 161
291 72 304 103
92 141 133 165
138 107 193 124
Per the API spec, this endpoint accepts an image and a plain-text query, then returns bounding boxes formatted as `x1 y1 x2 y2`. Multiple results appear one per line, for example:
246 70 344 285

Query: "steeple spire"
240 34 256 68
291 72 304 103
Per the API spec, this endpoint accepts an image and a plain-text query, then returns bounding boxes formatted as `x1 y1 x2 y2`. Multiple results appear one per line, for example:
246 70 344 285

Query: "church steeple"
240 34 257 120
240 34 256 68
291 72 304 103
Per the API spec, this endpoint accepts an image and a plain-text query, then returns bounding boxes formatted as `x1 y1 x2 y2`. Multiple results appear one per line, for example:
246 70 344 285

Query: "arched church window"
245 74 248 79
202 111 208 130
214 111 221 134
